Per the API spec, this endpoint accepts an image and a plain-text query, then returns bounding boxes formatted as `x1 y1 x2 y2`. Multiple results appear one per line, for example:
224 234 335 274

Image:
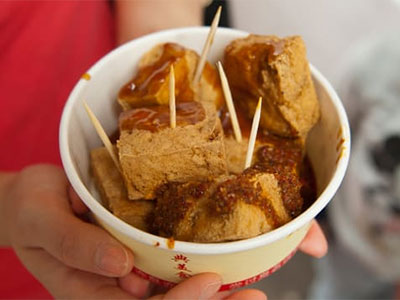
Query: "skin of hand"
115 0 210 45
0 164 327 299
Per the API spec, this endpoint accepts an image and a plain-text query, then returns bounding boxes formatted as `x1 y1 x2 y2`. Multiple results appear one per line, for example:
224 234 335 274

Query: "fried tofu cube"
90 147 154 231
118 43 224 111
224 136 269 174
117 102 228 200
224 137 248 174
224 35 320 138
153 168 301 243
192 171 292 242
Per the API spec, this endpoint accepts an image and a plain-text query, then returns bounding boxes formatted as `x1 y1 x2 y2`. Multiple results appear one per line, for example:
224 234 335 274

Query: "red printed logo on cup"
171 254 192 279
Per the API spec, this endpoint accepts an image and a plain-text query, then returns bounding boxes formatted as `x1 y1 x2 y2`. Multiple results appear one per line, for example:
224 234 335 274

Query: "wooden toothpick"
169 65 176 129
193 6 222 84
83 100 121 172
217 61 242 142
245 97 262 169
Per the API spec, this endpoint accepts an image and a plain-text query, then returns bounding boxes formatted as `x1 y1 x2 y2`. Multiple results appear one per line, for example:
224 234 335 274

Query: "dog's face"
339 95 400 280
359 108 400 234
340 61 400 267
369 133 400 219
337 34 400 276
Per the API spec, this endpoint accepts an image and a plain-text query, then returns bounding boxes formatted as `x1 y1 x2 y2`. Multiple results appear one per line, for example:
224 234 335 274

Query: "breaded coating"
224 137 249 174
224 35 320 138
224 136 271 174
153 167 302 243
118 43 224 111
118 102 228 200
90 147 154 231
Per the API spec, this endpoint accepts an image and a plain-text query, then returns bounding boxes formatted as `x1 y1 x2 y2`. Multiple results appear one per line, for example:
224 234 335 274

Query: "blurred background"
2 1 399 299
204 0 400 299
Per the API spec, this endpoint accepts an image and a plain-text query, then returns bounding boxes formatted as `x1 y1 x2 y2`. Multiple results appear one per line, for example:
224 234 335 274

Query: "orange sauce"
119 101 205 132
336 138 345 152
81 73 91 80
219 105 252 139
167 237 175 249
119 43 194 107
202 62 225 108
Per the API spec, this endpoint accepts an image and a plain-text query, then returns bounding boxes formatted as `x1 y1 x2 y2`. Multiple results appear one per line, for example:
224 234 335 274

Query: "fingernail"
199 280 222 300
95 243 129 275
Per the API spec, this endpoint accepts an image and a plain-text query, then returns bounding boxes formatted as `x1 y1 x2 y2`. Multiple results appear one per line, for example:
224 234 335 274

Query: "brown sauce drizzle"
231 38 285 76
119 43 194 107
220 98 316 218
219 105 252 139
202 62 225 108
255 141 316 216
211 171 280 227
119 101 205 132
220 104 302 146
251 39 285 59
153 181 211 238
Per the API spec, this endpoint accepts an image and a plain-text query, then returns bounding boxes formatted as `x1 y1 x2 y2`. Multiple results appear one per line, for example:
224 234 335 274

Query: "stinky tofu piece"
153 180 217 241
224 35 320 138
193 171 292 242
220 106 263 174
90 147 154 231
118 43 224 111
224 136 269 174
255 140 303 176
153 168 300 243
117 101 228 200
224 137 248 174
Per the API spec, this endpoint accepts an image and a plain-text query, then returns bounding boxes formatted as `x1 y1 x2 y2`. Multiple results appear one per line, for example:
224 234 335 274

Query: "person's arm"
115 0 210 45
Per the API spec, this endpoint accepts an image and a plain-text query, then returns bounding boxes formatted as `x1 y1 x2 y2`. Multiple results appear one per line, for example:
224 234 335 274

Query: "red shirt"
0 1 115 298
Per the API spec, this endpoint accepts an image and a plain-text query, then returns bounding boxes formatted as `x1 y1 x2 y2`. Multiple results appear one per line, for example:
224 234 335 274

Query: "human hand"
299 220 328 258
0 164 266 299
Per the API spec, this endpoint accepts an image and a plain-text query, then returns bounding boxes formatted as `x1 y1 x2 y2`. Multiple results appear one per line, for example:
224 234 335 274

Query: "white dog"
309 33 400 299
332 32 400 281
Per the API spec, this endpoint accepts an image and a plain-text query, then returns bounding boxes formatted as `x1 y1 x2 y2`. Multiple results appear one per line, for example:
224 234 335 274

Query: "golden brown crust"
90 36 318 243
118 111 228 200
224 34 320 138
90 147 154 231
152 163 302 242
118 42 223 111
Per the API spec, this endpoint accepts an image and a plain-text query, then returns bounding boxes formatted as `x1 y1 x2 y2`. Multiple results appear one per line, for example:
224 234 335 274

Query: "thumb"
152 273 222 300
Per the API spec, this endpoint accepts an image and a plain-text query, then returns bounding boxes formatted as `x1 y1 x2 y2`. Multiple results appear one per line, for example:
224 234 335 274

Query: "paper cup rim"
60 26 350 255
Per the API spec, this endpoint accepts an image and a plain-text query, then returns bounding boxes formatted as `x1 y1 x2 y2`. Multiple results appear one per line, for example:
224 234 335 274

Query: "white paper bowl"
59 27 350 290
